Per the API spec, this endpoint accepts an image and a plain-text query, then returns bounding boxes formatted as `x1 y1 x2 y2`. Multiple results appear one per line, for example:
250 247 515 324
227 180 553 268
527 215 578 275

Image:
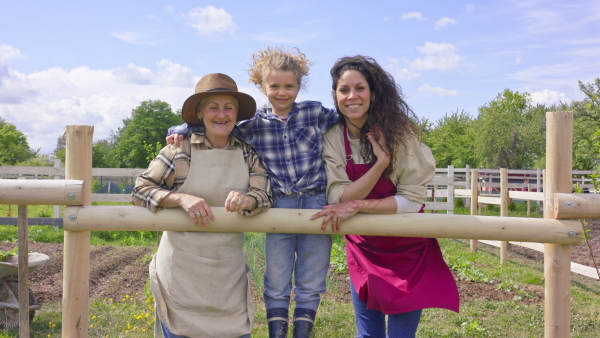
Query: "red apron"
343 126 459 314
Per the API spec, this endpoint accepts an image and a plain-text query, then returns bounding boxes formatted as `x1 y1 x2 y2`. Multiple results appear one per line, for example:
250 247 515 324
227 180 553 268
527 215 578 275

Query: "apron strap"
343 125 356 178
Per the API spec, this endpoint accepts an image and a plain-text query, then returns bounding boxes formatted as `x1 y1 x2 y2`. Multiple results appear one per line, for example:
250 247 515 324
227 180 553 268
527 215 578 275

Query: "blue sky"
1 0 599 154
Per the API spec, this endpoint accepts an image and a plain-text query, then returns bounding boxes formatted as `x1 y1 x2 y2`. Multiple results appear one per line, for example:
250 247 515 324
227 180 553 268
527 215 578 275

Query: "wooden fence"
0 114 599 337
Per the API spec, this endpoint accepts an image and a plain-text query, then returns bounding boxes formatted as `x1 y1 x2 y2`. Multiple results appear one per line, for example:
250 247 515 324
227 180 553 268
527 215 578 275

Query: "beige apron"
149 144 254 337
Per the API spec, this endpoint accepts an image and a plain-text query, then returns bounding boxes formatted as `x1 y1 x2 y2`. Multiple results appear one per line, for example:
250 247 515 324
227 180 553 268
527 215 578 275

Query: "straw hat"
181 73 256 125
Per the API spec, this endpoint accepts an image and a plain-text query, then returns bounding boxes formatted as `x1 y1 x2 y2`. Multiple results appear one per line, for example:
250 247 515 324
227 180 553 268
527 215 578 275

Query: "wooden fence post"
447 165 455 214
500 168 509 264
470 169 478 252
53 159 62 219
18 205 29 337
62 126 93 338
544 112 572 338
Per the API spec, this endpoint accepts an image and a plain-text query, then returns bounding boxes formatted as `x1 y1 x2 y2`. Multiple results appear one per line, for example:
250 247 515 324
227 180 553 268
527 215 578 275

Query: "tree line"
1 79 599 171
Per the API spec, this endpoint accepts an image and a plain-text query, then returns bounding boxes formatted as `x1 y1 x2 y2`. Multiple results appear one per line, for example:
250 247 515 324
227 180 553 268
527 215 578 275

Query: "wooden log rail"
554 193 600 219
0 179 84 205
62 205 583 245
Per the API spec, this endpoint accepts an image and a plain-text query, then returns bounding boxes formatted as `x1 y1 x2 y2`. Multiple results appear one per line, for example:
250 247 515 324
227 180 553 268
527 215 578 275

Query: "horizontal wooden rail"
554 193 600 219
509 191 544 201
478 196 501 205
0 179 84 205
0 166 145 177
63 206 583 245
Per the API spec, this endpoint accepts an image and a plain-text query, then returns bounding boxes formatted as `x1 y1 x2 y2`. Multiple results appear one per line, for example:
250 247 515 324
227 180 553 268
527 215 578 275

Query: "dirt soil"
1 219 598 307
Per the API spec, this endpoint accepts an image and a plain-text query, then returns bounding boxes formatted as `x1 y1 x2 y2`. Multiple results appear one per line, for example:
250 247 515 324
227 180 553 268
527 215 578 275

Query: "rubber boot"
267 308 289 338
292 308 316 338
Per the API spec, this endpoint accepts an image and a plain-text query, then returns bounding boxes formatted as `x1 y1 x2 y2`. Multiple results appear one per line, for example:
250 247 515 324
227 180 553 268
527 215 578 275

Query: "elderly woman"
132 73 272 338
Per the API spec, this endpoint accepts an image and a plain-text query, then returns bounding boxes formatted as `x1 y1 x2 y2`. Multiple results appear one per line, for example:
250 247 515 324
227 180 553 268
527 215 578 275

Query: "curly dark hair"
330 55 418 177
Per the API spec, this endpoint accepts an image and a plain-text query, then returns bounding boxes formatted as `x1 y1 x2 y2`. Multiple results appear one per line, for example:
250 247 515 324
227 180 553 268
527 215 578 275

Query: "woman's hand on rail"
225 191 256 214
166 133 184 147
310 200 368 233
179 194 215 226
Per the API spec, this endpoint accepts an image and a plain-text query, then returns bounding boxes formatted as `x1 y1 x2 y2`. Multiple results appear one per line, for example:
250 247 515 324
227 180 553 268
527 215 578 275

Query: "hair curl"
247 46 313 93
330 55 418 178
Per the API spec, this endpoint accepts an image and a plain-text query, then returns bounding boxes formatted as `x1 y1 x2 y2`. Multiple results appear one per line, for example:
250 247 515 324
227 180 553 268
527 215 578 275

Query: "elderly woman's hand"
178 194 215 226
225 191 256 214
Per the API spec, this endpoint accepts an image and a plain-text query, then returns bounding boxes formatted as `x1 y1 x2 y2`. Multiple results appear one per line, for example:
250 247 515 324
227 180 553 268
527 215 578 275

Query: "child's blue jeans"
263 191 332 312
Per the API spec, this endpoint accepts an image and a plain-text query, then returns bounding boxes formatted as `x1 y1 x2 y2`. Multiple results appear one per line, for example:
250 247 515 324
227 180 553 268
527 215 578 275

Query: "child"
166 47 338 338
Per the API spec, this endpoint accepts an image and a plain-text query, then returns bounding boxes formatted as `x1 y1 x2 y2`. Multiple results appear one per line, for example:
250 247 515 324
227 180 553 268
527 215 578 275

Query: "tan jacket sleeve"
392 137 436 204
323 125 353 205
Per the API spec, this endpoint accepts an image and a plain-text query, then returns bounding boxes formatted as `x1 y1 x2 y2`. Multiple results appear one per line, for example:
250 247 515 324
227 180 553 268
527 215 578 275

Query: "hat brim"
181 90 257 125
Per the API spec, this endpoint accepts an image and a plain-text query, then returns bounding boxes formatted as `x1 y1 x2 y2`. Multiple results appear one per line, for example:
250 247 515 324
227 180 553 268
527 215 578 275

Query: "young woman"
311 55 460 337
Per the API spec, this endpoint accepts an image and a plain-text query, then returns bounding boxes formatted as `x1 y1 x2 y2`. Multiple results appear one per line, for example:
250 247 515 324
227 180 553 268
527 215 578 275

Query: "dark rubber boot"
292 308 316 338
267 308 289 338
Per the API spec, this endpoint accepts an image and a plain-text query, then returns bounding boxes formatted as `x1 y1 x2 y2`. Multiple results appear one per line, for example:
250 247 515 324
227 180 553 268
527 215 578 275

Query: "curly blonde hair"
247 46 313 93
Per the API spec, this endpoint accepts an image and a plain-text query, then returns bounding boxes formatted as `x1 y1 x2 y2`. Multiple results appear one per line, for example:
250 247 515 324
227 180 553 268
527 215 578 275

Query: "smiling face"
335 70 371 129
264 69 300 117
197 94 238 147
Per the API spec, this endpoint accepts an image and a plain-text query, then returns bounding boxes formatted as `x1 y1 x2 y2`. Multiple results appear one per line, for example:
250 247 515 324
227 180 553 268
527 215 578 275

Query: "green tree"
473 89 545 169
17 153 54 167
92 139 117 168
569 78 600 170
53 136 66 164
427 110 477 168
112 100 181 168
0 119 37 165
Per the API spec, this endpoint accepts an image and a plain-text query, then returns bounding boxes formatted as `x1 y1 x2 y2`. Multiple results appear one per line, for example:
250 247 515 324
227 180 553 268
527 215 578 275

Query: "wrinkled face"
197 95 238 142
335 70 371 128
264 70 300 116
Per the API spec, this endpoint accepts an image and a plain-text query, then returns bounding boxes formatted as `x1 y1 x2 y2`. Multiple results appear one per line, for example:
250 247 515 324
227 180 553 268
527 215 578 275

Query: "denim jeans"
350 280 422 338
263 191 332 312
161 322 250 338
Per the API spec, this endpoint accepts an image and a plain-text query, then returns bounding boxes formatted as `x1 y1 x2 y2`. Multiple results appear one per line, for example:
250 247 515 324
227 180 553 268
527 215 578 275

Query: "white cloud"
418 83 459 97
155 59 195 87
113 64 154 85
465 4 475 12
111 31 158 46
412 42 463 71
0 60 199 153
511 63 579 83
0 45 23 64
435 17 456 30
185 6 237 38
530 89 572 106
388 58 421 81
401 12 423 20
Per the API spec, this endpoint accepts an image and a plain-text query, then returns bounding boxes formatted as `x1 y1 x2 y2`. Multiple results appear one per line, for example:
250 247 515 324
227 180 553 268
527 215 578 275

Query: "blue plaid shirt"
168 101 339 195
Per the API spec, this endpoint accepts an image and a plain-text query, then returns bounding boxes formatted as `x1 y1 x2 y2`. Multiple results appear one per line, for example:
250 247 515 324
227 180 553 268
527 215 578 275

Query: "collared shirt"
169 101 339 195
132 133 272 216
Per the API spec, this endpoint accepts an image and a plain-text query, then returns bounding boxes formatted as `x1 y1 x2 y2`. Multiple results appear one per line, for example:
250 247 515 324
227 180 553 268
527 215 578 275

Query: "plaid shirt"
132 133 272 216
169 101 339 195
